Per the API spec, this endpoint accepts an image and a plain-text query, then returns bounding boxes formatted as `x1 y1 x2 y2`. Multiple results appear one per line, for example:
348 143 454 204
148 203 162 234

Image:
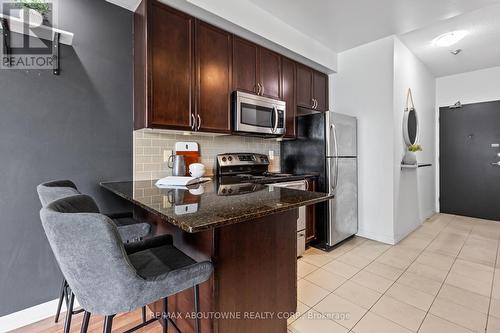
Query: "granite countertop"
101 179 332 233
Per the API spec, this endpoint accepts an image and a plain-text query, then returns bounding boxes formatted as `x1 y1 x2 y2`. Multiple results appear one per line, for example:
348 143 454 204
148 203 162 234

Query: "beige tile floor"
288 213 500 333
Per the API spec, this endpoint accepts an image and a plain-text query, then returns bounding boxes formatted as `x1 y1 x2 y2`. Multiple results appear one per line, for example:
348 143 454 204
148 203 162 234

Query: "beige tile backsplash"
133 129 281 181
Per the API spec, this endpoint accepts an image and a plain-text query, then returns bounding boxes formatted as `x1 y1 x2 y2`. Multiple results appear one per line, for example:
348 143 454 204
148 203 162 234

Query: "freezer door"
328 157 358 246
329 112 357 157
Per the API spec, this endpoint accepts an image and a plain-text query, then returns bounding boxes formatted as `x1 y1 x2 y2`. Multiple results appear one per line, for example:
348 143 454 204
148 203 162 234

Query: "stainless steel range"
216 153 310 257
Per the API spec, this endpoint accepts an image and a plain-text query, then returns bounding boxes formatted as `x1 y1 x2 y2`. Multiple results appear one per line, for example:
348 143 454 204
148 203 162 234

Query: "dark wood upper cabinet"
195 21 232 133
150 3 194 130
259 48 281 99
296 64 328 112
135 0 328 133
296 64 314 109
233 37 281 99
282 57 296 138
232 36 259 95
313 71 328 111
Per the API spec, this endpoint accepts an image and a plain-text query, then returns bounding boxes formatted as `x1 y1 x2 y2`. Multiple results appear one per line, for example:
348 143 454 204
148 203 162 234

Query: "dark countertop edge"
100 182 333 234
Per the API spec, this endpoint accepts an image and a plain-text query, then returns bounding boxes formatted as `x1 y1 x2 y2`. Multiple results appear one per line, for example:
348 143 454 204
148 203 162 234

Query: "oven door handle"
272 105 279 133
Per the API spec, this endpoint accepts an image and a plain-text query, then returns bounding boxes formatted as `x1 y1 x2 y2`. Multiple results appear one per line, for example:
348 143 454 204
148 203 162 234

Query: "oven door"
234 91 286 135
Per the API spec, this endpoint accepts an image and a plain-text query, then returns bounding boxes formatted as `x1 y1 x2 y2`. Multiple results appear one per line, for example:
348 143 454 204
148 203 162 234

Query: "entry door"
440 100 500 221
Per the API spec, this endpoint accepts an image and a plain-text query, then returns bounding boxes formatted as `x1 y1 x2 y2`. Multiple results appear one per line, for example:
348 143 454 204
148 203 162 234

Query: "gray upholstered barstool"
40 194 213 333
36 180 152 330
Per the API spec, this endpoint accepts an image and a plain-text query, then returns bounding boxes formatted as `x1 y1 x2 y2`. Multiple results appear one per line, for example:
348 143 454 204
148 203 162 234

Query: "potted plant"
16 0 50 28
403 144 422 165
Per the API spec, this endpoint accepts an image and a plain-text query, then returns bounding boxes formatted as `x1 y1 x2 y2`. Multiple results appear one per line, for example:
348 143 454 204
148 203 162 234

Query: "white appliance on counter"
267 180 308 257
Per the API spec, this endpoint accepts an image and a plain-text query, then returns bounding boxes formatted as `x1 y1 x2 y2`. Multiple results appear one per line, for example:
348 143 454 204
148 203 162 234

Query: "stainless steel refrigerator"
281 111 358 250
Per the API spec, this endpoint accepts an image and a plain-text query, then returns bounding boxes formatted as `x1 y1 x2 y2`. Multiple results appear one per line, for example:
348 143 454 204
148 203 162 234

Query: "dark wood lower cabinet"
136 207 298 333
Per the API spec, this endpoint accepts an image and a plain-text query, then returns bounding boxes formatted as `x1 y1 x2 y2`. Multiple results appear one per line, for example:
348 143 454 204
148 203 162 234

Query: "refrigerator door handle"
330 123 340 191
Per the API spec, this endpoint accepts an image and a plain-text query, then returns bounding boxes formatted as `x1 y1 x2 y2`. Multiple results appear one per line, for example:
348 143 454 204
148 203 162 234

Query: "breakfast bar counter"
101 179 332 333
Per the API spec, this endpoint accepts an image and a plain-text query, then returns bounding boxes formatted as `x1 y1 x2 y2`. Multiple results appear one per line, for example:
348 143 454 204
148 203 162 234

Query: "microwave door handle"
272 106 278 133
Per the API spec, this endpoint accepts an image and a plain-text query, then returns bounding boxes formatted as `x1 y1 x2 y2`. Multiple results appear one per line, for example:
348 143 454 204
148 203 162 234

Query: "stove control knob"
221 188 227 194
228 189 233 194
222 157 227 162
228 156 233 161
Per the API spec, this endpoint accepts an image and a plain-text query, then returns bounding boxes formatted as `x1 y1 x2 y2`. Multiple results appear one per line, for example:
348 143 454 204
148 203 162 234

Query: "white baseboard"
0 298 81 332
356 229 395 245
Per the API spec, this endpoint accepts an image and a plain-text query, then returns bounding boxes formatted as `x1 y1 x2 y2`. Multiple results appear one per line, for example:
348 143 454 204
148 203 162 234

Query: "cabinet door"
151 4 194 129
259 47 281 99
313 71 328 111
296 64 314 109
195 21 232 133
306 179 317 243
282 57 296 138
233 37 258 94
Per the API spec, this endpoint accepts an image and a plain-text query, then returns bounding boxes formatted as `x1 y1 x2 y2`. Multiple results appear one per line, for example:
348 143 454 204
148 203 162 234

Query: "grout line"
415 216 475 333
485 229 500 332
345 215 454 332
297 215 451 332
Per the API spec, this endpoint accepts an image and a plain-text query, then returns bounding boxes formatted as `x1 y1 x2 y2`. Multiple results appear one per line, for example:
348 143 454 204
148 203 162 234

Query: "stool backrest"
37 180 80 207
40 195 141 315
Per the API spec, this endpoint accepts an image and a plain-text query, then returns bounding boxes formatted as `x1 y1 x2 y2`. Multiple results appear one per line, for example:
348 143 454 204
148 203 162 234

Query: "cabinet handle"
261 84 265 96
197 114 201 131
191 114 196 130
314 99 318 109
311 99 315 109
256 83 261 95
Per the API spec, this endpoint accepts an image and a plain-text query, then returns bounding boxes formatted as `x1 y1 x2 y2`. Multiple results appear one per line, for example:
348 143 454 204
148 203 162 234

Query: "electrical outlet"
269 150 274 160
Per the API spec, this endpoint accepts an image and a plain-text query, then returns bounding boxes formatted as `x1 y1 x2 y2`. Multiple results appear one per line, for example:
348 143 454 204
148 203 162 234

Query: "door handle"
256 83 262 95
492 162 500 166
272 105 278 133
191 114 196 130
197 114 201 131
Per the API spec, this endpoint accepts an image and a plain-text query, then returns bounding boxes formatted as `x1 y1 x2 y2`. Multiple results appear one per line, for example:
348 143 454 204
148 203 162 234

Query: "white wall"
435 66 500 211
393 38 436 242
436 66 500 107
333 36 436 244
333 36 396 244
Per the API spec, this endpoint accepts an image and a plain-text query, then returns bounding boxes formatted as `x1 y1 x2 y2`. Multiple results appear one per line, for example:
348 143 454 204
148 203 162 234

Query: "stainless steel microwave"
233 91 286 136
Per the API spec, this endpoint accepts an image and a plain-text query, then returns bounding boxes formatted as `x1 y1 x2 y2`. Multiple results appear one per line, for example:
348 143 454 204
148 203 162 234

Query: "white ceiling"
247 0 500 52
399 3 500 77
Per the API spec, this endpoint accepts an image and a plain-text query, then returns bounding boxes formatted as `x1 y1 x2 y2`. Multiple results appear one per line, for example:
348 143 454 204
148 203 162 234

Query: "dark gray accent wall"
0 0 133 316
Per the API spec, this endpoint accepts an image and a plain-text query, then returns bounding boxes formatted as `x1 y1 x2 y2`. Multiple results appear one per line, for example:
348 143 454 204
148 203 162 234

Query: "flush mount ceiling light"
432 30 468 47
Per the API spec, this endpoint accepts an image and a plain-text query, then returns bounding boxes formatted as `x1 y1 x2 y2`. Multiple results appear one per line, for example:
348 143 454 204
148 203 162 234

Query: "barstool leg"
194 285 200 333
142 306 146 323
80 311 91 333
54 279 66 323
162 298 168 333
63 292 75 333
103 315 114 333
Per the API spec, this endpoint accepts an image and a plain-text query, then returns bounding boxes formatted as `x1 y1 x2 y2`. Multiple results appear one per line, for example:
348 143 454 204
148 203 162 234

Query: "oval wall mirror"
403 109 419 145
